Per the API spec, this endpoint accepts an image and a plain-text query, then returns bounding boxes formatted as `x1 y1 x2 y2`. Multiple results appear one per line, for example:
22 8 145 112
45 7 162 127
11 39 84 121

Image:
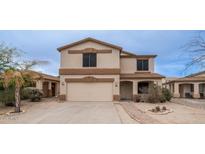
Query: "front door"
120 81 133 100
51 83 56 96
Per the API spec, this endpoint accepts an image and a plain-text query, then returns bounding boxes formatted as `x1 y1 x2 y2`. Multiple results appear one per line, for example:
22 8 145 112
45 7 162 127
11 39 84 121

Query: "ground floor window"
138 82 149 94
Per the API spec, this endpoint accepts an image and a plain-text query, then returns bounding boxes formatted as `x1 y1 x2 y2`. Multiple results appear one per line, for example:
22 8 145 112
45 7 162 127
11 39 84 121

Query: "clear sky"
0 30 203 77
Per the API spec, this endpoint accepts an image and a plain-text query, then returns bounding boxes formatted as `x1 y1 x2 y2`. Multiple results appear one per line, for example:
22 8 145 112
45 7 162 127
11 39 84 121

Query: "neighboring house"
165 71 205 99
162 77 178 88
28 70 60 97
57 37 165 101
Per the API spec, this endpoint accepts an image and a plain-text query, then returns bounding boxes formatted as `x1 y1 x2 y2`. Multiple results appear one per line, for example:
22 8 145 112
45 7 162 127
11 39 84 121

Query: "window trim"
137 59 149 71
83 53 97 67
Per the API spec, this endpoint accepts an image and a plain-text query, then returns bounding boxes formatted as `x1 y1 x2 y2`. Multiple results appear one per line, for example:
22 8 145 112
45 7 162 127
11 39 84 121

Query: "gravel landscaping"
132 101 205 124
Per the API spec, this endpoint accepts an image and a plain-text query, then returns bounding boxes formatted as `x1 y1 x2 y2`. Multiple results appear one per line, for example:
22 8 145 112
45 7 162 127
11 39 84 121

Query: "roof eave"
57 37 123 52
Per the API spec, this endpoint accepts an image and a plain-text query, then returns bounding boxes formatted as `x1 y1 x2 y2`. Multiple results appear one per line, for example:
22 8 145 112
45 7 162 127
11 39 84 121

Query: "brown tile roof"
25 70 59 82
57 37 123 51
185 70 205 78
120 72 165 79
167 76 205 83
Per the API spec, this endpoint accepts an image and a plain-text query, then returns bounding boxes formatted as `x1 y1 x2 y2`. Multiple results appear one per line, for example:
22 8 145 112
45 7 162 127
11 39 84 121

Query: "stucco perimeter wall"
60 75 120 97
120 57 155 73
60 41 120 68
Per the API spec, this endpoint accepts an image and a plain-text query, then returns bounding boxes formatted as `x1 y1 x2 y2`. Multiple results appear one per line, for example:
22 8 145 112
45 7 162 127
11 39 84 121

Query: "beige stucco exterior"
165 71 205 99
60 41 120 69
120 57 154 73
36 79 60 97
31 71 60 97
58 38 164 101
120 58 136 73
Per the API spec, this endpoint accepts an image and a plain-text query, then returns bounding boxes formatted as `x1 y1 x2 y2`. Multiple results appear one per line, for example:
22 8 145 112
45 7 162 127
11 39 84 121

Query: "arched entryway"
179 83 194 98
120 81 133 100
138 81 155 94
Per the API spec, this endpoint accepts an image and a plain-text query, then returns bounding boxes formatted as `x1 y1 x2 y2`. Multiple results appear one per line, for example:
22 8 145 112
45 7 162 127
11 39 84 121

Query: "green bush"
0 80 4 90
23 87 43 102
146 84 172 103
160 94 166 103
21 88 31 100
146 84 163 103
0 87 15 106
134 95 141 102
162 88 172 101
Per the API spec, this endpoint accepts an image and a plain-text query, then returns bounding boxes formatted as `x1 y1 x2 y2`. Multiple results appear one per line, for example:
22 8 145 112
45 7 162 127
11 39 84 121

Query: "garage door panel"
67 82 113 101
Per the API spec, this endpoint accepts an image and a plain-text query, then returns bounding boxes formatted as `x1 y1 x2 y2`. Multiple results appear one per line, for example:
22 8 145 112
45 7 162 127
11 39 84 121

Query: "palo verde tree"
0 43 21 73
0 43 48 112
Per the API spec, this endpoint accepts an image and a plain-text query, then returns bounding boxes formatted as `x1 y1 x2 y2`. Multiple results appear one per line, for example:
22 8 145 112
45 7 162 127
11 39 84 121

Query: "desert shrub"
162 88 172 101
155 106 160 112
134 95 141 102
146 84 171 103
160 94 166 103
0 80 4 90
162 106 167 110
146 84 163 103
21 87 31 100
0 87 15 106
22 87 43 102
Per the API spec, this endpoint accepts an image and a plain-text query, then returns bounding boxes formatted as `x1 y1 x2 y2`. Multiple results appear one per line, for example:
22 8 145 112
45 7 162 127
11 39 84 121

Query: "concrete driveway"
0 100 125 124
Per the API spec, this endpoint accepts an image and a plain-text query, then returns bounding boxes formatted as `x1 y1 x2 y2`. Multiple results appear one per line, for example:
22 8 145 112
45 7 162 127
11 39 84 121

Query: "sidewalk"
120 102 161 124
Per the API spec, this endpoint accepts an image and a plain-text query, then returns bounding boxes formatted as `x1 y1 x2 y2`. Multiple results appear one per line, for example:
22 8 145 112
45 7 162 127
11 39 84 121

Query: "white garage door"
67 82 113 101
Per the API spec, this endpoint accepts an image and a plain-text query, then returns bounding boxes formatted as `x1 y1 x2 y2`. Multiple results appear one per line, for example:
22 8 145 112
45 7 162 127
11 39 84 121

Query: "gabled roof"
121 50 138 56
121 50 157 58
57 37 123 51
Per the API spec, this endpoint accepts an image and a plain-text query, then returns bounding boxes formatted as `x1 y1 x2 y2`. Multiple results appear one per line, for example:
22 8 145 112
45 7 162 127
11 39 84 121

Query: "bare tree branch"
183 31 205 71
0 42 49 72
19 60 49 70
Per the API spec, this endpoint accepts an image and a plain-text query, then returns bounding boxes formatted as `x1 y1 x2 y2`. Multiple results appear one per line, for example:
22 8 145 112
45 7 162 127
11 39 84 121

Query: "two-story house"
57 37 165 102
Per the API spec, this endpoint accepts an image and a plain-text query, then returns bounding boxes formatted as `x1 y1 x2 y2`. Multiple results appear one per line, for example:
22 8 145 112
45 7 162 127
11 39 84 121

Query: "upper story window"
137 59 149 71
83 53 97 67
